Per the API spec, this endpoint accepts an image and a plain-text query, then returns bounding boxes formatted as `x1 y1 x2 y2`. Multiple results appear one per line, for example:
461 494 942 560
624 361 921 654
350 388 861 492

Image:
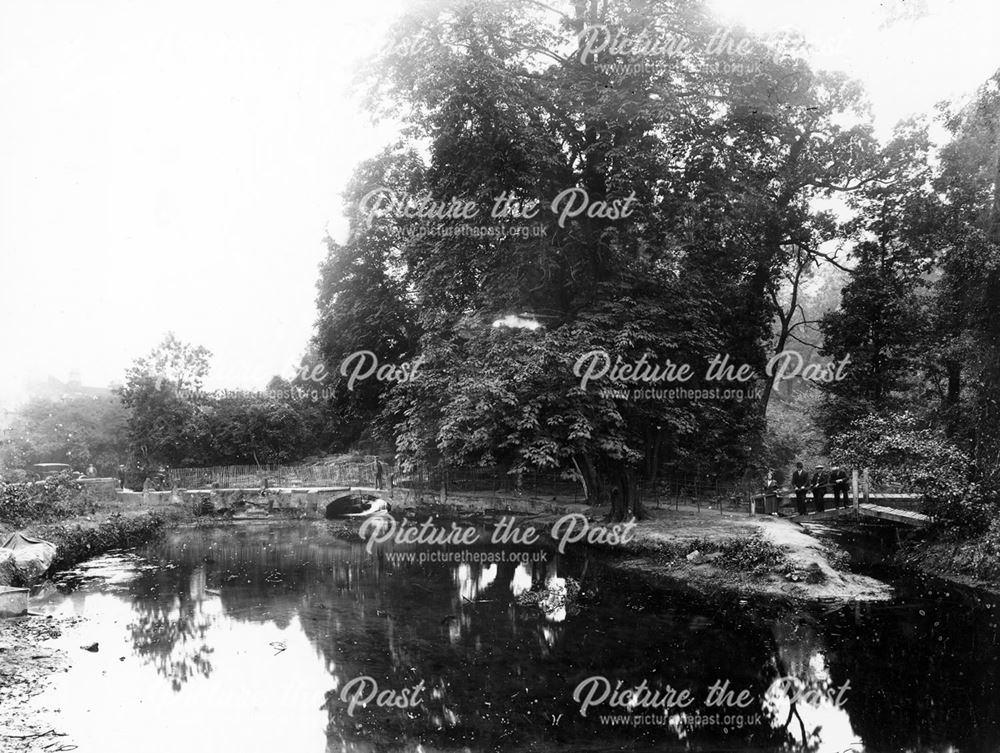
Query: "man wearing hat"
811 465 829 513
791 461 810 515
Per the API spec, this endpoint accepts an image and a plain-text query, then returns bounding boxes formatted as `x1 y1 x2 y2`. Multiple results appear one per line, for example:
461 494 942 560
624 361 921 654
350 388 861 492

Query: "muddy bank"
0 512 177 751
0 614 82 753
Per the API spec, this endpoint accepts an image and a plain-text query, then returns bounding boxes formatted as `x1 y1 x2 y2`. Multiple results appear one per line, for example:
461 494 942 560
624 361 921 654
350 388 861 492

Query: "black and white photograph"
2 0 1000 751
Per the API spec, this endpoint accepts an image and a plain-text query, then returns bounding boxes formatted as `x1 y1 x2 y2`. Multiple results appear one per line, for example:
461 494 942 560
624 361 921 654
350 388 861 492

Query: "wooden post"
862 468 870 509
852 469 859 515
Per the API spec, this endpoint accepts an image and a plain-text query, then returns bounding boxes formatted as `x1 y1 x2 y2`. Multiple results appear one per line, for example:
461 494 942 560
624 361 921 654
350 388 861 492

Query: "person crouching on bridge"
811 465 829 513
792 462 809 515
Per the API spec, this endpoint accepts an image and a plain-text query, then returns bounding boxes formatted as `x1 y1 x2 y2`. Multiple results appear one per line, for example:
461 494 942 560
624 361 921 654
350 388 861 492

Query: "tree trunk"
977 132 1000 473
606 461 644 522
577 454 605 506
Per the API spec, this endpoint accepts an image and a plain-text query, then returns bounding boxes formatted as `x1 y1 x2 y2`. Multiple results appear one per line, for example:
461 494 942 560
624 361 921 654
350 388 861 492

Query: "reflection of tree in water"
127 522 1000 752
301 548 787 752
762 613 855 752
127 566 215 692
136 523 859 751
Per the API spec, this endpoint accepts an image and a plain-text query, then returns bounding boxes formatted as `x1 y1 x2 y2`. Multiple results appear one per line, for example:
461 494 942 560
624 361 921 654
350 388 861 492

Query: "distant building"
23 374 113 401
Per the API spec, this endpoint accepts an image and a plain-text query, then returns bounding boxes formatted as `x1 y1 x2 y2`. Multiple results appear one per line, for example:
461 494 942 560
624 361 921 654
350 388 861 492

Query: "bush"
716 536 788 574
637 535 788 575
0 471 89 527
829 411 996 533
41 513 167 574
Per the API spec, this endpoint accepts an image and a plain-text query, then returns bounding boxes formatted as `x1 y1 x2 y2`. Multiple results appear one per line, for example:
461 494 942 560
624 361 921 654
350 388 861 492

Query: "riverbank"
0 508 180 751
0 614 83 752
521 505 894 602
892 522 1000 594
1 509 182 584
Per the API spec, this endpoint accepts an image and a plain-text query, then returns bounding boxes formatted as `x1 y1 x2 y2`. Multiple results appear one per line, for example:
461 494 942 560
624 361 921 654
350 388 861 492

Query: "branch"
809 246 852 272
786 331 820 348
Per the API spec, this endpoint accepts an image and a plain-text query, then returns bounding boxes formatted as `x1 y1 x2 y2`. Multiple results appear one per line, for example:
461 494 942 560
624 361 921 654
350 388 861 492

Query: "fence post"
852 469 859 514
862 468 870 509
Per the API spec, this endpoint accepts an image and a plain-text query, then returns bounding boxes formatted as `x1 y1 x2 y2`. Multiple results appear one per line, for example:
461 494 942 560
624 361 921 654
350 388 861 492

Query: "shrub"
716 536 788 574
829 411 996 533
42 513 167 574
0 471 89 527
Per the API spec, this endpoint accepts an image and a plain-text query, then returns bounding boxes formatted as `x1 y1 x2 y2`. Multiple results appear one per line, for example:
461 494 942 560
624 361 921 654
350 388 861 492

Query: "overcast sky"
1 0 998 404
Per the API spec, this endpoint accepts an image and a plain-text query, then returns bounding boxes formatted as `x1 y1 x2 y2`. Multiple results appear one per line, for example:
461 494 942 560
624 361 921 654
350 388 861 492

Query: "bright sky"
1 0 998 405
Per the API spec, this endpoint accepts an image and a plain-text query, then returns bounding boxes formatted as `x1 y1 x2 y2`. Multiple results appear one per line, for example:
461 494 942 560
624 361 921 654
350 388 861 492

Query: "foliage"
818 238 930 437
313 154 423 449
896 517 1000 582
117 333 214 467
715 536 789 574
763 386 826 473
620 534 788 576
829 411 997 531
817 120 937 437
0 471 88 527
42 513 167 575
117 333 330 467
820 74 1000 485
1 394 128 473
320 0 893 519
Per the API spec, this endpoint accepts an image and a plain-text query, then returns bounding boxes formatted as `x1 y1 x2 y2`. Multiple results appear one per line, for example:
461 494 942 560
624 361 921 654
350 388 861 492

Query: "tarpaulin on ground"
0 532 57 585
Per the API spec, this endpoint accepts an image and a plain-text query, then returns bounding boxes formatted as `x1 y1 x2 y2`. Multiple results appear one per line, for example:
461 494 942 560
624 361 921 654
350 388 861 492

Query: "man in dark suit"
812 465 829 513
831 466 850 508
791 462 810 515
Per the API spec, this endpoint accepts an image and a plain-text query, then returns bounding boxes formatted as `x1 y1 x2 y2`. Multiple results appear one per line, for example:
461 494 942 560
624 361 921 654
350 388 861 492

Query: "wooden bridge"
750 470 931 527
784 492 931 527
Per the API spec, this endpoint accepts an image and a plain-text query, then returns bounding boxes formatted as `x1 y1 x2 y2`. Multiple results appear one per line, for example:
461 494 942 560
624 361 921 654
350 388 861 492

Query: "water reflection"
33 521 1000 753
127 582 215 691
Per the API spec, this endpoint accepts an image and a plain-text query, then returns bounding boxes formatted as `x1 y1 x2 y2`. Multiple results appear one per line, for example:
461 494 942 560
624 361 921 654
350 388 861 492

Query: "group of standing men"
790 462 850 515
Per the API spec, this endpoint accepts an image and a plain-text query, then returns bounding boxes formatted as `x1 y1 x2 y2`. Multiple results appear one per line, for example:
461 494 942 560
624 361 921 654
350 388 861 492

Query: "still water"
32 520 1000 753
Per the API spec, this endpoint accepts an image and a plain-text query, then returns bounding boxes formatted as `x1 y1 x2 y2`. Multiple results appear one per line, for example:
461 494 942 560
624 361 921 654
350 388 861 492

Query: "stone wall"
179 487 353 518
77 478 118 501
98 486 586 520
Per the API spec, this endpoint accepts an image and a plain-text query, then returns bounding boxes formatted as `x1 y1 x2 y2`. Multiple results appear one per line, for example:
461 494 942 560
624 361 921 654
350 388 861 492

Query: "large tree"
118 333 325 468
309 0 893 518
